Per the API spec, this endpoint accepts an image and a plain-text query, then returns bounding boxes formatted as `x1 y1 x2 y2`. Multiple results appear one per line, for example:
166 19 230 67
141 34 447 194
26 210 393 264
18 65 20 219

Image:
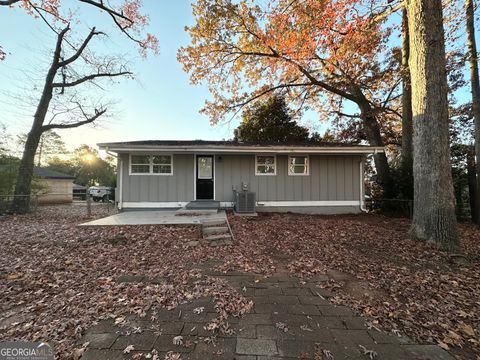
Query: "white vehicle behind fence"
88 187 114 202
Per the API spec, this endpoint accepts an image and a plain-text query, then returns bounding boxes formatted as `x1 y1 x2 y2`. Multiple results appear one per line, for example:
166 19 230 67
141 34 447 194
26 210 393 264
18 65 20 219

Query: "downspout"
118 156 123 210
360 156 368 212
105 147 123 210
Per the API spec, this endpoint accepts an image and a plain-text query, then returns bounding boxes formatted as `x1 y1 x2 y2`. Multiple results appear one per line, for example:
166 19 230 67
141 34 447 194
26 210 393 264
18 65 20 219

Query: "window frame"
255 154 277 176
129 154 174 176
288 155 310 176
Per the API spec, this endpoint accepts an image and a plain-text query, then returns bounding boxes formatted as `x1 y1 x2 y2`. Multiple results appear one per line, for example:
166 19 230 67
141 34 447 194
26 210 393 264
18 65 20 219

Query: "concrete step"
204 233 232 241
176 209 218 215
202 219 227 227
186 200 220 210
203 226 229 236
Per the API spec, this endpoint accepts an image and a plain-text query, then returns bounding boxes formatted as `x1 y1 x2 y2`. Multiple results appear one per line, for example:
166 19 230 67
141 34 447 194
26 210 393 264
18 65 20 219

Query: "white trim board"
256 201 361 207
121 201 360 209
122 202 188 208
99 144 384 155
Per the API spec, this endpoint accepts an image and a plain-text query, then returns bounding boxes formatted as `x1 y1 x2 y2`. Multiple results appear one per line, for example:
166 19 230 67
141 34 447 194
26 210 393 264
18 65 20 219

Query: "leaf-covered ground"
225 212 480 359
0 206 252 359
0 206 479 359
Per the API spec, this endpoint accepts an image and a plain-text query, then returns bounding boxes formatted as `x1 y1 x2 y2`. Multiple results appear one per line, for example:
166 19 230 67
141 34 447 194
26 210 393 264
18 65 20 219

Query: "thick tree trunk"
467 146 477 221
10 63 57 214
10 129 43 213
357 98 392 195
401 9 414 196
466 0 480 225
407 0 460 252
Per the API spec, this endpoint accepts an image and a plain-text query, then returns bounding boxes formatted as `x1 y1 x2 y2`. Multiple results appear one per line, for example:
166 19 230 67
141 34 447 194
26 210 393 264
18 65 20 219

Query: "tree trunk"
10 65 57 214
467 145 477 221
407 0 460 252
356 98 392 195
401 9 414 196
10 129 43 213
37 136 44 167
466 0 480 225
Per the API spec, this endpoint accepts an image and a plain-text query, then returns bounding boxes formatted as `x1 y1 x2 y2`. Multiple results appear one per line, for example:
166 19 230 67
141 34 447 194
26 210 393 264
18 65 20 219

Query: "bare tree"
407 0 460 252
0 0 158 57
10 26 131 213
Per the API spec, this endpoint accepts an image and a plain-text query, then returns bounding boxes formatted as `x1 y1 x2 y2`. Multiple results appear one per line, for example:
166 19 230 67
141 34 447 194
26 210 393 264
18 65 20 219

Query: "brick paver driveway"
80 271 453 360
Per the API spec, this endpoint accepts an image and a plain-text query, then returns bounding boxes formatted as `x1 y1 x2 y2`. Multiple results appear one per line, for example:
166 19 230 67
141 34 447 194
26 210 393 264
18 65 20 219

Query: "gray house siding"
214 154 361 203
118 153 362 214
119 153 194 203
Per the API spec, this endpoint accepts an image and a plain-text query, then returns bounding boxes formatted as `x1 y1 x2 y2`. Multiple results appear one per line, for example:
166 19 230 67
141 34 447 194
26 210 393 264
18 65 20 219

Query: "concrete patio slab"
79 209 228 226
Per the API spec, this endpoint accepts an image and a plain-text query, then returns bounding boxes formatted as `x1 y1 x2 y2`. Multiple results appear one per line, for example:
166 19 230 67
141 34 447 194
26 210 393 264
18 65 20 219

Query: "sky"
0 1 326 156
0 1 475 157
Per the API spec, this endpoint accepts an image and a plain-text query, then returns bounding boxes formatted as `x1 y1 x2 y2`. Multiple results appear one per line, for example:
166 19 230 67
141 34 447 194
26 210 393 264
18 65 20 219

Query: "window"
256 155 276 175
198 156 213 179
152 155 172 174
130 154 173 175
131 155 150 174
288 155 309 175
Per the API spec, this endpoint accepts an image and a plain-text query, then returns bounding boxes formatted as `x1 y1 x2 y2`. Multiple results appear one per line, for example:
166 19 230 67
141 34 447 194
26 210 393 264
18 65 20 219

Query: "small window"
256 155 276 175
198 157 213 179
130 154 173 175
288 155 309 175
152 155 172 174
131 155 150 174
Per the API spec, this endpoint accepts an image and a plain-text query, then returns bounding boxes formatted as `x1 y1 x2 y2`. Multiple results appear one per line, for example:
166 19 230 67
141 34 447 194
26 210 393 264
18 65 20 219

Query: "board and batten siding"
118 153 362 206
215 155 361 202
119 153 194 202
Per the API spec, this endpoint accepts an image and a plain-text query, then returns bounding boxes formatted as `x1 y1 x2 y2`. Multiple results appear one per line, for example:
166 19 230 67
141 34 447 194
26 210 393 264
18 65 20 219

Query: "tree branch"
58 27 103 68
78 0 132 23
41 108 106 131
371 1 405 23
78 0 146 48
231 83 313 110
51 26 70 67
0 0 21 5
52 71 132 88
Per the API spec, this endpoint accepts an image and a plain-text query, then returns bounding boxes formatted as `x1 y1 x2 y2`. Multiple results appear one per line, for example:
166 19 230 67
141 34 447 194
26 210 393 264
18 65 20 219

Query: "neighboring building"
98 140 383 214
33 167 75 204
73 183 88 200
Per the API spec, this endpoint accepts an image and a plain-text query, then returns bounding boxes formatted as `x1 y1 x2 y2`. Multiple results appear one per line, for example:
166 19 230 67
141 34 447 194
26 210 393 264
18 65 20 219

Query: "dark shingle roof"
33 167 75 179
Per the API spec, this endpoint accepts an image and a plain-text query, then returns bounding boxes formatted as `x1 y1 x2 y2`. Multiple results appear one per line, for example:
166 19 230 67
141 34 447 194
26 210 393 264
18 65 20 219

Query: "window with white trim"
152 155 172 174
255 155 276 175
288 155 309 175
130 154 173 175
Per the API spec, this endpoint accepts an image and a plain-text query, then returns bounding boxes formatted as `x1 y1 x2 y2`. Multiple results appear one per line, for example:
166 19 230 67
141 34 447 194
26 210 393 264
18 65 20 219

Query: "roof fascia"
98 144 384 154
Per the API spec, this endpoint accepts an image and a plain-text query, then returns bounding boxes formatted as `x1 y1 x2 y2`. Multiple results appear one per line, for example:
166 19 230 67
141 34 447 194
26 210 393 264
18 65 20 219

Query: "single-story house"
33 167 75 204
97 140 383 214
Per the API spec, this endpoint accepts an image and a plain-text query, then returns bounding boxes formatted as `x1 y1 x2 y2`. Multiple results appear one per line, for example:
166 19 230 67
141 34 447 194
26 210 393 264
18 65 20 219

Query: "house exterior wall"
215 154 361 202
118 152 363 213
37 179 74 204
119 153 194 204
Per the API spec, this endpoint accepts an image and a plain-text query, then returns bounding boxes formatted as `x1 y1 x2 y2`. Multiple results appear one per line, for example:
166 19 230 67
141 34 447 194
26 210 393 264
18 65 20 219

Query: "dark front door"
196 155 214 200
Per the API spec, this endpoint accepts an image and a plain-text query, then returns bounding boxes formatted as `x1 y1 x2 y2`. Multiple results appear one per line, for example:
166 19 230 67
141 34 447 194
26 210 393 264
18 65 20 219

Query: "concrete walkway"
79 209 227 226
79 271 454 360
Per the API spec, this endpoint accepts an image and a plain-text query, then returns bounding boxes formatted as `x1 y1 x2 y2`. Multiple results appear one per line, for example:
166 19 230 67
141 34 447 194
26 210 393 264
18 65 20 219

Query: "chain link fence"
0 191 116 216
